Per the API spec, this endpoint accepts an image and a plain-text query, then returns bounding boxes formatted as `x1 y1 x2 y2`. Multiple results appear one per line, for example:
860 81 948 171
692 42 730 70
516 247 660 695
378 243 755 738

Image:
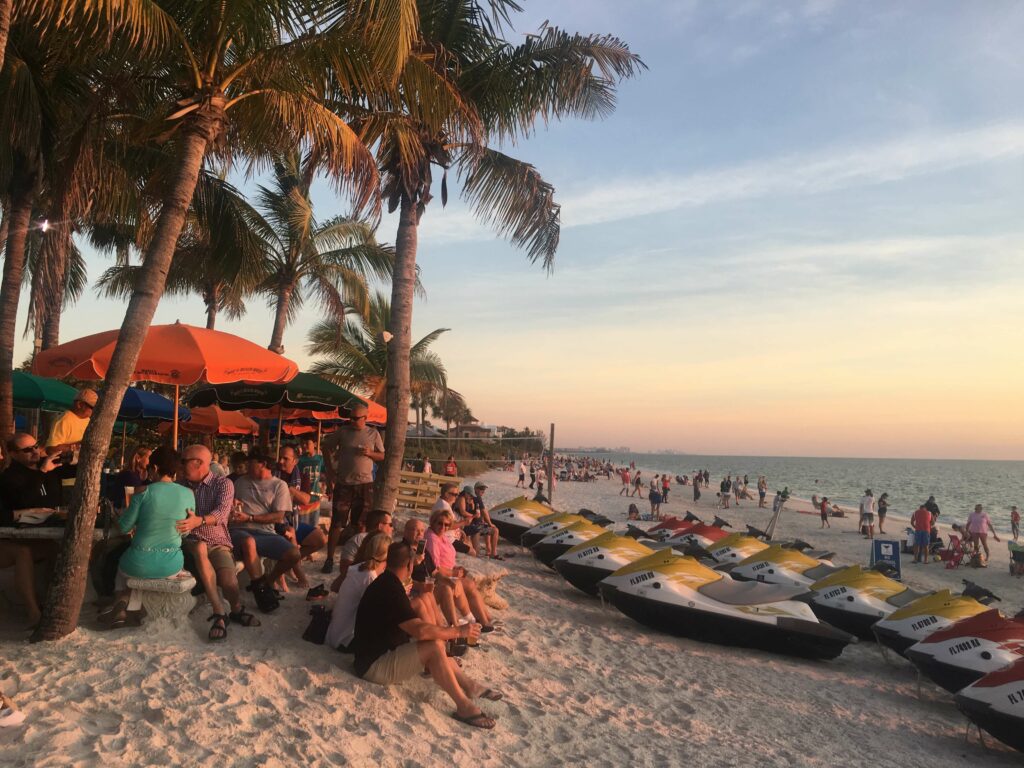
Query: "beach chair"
939 534 965 569
1008 541 1024 577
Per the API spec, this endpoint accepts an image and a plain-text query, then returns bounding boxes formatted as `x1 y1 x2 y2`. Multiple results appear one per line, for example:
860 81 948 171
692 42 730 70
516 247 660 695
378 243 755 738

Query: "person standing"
692 476 701 503
619 468 631 496
528 461 536 489
1012 505 1020 542
515 458 526 488
910 504 933 564
859 489 876 539
966 504 1000 562
297 437 325 528
820 497 831 528
661 473 670 503
632 471 643 499
321 404 385 574
702 469 710 488
720 476 732 509
877 493 889 534
443 456 459 477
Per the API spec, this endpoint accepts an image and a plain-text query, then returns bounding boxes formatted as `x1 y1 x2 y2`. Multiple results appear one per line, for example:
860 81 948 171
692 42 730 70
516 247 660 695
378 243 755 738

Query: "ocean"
577 452 1023 533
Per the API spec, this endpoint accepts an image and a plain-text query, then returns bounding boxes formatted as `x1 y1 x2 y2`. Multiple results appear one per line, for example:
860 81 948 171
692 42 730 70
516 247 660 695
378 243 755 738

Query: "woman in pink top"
425 508 495 632
966 504 1001 561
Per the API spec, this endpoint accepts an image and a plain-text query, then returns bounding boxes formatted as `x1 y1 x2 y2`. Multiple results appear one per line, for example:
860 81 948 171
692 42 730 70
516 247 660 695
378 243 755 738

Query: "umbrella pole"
120 422 127 468
276 404 282 460
172 384 180 449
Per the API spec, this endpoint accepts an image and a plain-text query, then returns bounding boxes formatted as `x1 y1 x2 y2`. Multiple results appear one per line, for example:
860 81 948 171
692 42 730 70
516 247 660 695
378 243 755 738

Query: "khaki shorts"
363 643 422 685
184 540 235 572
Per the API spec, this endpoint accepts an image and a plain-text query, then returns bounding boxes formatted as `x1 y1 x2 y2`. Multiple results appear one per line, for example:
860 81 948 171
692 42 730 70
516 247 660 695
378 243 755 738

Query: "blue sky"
27 0 1024 458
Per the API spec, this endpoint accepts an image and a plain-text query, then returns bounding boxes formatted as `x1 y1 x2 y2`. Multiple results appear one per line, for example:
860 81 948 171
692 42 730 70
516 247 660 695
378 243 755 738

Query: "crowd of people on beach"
0 392 509 730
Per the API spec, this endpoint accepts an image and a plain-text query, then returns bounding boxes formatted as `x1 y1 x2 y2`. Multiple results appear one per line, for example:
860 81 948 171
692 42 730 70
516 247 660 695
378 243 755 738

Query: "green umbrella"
12 370 79 411
186 372 362 411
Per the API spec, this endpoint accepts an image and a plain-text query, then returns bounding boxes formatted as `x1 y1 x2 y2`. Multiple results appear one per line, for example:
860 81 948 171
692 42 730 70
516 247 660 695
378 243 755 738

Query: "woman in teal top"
104 446 194 627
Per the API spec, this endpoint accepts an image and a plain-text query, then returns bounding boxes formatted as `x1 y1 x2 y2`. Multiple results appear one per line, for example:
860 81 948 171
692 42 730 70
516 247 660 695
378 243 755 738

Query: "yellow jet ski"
598 551 855 660
808 565 928 640
531 520 609 568
489 497 550 542
730 544 841 587
553 532 655 596
521 513 588 549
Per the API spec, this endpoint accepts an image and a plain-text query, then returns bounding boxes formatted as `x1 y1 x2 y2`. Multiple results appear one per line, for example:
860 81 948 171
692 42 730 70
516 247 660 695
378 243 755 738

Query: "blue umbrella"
117 387 191 422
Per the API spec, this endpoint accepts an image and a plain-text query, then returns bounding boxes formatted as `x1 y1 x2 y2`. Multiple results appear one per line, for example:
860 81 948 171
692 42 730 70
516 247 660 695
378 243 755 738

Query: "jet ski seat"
886 588 927 608
697 578 808 606
804 550 836 561
803 563 842 581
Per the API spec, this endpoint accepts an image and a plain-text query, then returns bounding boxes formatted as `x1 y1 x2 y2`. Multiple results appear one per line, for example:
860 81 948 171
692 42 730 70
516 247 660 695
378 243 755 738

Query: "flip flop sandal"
229 608 261 627
451 712 495 729
207 614 228 642
479 689 504 702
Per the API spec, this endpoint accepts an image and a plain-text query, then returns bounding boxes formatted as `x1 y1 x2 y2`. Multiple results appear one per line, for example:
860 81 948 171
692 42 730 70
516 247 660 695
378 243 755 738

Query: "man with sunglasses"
1 433 63 519
320 404 384 574
45 388 98 460
0 433 62 626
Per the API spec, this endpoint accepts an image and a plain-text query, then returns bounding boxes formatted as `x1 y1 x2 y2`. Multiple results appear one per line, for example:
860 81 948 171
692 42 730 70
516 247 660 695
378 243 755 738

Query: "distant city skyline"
18 1 1024 460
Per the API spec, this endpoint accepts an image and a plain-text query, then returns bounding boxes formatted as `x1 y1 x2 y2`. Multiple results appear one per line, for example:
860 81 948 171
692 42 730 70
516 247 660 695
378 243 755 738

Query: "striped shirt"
178 472 234 550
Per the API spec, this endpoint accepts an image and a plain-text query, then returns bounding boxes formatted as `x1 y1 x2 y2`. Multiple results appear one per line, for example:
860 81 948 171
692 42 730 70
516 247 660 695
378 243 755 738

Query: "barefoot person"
350 542 501 729
966 504 1001 563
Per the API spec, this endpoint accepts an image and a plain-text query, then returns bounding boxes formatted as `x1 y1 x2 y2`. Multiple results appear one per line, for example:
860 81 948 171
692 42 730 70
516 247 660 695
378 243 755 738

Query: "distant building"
455 423 498 440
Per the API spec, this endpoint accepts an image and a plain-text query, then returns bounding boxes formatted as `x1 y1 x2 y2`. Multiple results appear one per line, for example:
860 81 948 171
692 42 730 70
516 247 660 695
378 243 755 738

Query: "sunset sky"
18 1 1024 459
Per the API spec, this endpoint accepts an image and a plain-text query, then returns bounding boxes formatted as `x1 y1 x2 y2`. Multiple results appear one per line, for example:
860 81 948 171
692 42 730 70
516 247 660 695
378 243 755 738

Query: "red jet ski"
956 656 1024 753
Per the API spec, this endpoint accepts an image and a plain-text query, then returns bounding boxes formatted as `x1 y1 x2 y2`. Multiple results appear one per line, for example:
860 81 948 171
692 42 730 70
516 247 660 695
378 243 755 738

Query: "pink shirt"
966 510 991 535
424 528 456 571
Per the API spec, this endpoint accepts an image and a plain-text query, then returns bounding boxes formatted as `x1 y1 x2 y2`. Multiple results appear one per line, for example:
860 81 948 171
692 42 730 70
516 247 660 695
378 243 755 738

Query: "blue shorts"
465 522 494 536
230 528 295 560
914 531 930 548
296 523 317 543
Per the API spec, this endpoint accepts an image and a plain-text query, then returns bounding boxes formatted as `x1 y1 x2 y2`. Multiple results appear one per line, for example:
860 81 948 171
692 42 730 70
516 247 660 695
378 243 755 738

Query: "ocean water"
578 452 1023 532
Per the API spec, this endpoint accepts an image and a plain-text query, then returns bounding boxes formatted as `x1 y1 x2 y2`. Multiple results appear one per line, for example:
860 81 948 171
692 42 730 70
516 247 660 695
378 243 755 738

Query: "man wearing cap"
469 482 502 560
45 388 97 458
320 404 385 574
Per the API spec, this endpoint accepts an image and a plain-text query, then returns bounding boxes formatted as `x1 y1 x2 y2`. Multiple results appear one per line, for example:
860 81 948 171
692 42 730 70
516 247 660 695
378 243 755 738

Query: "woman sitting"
101 446 194 628
325 532 390 651
108 447 151 509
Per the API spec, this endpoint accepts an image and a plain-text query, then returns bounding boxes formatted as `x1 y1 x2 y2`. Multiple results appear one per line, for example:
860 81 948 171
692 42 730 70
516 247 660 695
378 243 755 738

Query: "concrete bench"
456 555 510 611
125 571 196 619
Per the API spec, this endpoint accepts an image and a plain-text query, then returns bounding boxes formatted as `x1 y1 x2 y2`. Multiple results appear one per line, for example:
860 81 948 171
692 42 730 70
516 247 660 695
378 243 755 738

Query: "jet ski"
808 565 927 640
599 551 856 660
647 512 702 536
489 497 549 542
532 521 609 568
553 532 655 596
956 656 1024 753
520 513 587 549
666 517 732 548
872 581 1000 657
731 545 840 587
577 508 615 527
906 609 1024 693
707 532 770 564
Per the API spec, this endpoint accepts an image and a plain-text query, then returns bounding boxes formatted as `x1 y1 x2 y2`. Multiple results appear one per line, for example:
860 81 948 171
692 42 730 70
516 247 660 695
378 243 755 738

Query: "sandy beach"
2 466 1022 767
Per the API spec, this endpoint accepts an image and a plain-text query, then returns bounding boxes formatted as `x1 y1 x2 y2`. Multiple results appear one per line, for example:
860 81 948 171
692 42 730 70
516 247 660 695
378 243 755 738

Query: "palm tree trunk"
0 162 40 438
268 283 292 353
205 284 218 329
41 306 61 349
377 194 419 511
0 0 12 74
32 102 224 642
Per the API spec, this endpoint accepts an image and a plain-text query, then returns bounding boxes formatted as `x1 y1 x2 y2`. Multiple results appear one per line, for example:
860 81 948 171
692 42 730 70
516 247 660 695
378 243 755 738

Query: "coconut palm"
372 2 645 510
255 151 395 354
307 290 448 404
94 173 272 329
32 0 419 641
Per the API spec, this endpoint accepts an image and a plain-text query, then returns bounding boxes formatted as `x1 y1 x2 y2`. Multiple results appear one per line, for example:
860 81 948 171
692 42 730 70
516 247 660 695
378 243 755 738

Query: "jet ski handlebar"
961 579 1001 604
712 516 732 529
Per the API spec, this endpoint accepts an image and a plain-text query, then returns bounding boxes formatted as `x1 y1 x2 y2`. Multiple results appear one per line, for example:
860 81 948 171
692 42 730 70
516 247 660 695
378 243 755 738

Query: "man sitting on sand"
351 542 501 729
229 452 303 612
178 445 260 639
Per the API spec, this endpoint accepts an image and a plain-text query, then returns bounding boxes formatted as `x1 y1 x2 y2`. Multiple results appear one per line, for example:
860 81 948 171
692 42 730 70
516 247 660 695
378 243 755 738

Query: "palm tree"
373 2 645 510
33 0 419 641
95 173 271 329
255 151 395 354
308 291 448 405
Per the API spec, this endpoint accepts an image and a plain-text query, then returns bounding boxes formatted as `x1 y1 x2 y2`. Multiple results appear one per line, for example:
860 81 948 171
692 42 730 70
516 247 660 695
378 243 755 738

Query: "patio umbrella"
12 371 79 411
33 322 298 445
187 372 379 457
113 388 192 466
158 405 258 436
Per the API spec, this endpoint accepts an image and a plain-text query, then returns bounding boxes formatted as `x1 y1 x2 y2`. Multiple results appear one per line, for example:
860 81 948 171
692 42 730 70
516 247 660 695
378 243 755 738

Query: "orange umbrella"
158 406 259 436
33 322 298 445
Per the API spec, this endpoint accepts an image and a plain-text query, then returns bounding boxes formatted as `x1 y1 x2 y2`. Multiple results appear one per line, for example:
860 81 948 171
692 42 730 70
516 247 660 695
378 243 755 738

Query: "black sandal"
228 608 261 627
207 614 228 642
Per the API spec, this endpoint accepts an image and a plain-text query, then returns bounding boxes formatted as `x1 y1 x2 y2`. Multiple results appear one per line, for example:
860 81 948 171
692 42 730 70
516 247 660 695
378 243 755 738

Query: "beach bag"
303 605 331 645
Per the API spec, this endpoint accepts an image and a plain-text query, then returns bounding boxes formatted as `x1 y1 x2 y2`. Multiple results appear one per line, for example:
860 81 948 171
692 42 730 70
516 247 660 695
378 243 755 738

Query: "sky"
18 0 1024 460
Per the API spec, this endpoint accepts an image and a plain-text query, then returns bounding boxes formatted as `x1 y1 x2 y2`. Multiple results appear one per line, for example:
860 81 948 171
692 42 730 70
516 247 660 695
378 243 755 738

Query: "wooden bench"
456 554 510 611
396 471 463 514
124 570 197 620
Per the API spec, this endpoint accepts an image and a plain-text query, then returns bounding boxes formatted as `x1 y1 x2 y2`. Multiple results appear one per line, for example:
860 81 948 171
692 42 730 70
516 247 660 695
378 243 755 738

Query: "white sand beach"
2 467 1022 767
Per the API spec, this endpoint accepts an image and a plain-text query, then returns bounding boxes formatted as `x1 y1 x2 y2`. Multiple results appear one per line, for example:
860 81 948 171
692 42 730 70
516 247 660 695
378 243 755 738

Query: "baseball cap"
474 481 488 490
75 388 99 407
462 485 474 495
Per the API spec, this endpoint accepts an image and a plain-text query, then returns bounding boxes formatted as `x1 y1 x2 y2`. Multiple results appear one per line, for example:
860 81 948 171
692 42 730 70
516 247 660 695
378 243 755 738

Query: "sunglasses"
15 443 39 453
